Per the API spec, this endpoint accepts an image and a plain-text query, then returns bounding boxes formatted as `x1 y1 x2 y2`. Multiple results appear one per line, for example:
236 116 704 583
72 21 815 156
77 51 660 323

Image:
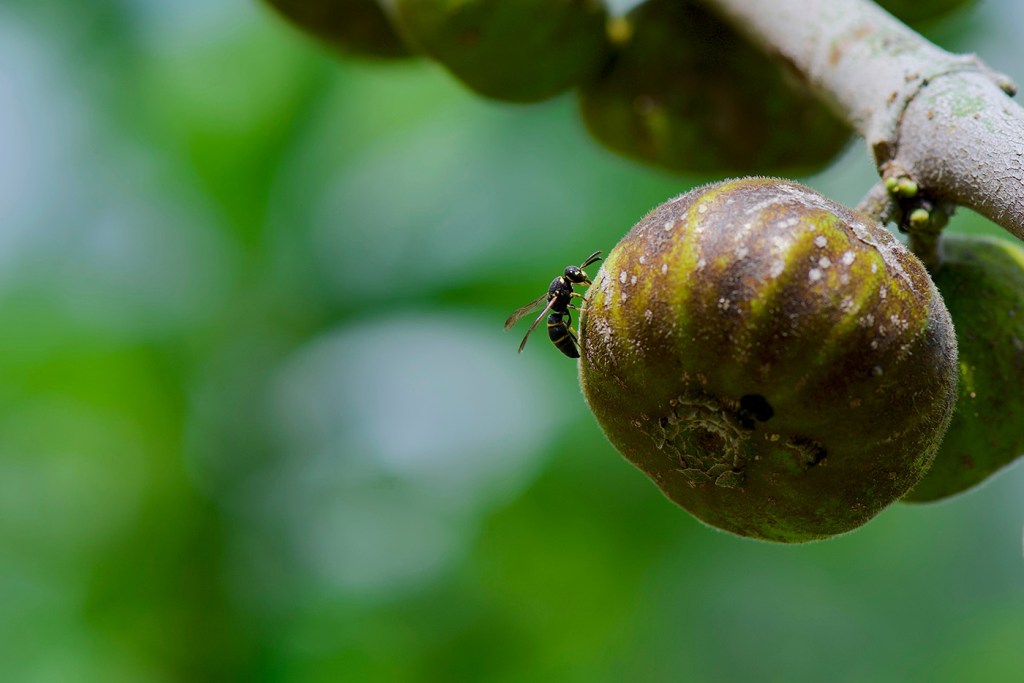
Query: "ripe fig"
578 0 851 175
264 0 410 59
579 178 958 542
392 0 609 102
903 234 1024 502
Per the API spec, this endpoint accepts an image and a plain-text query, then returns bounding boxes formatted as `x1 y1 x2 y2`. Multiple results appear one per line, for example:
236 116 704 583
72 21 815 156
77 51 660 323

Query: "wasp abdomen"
547 311 579 358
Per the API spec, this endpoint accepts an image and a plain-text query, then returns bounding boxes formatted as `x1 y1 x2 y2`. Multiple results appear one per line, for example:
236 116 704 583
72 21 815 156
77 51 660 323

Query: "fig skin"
903 235 1024 502
393 0 609 103
579 178 958 543
578 0 851 176
264 0 410 59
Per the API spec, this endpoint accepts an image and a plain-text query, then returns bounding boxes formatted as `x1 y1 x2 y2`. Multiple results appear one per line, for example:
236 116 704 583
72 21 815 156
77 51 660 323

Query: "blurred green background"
1 1 1022 681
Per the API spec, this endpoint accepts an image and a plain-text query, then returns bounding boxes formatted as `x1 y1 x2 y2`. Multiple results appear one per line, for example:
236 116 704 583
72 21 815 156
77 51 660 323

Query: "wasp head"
564 265 592 285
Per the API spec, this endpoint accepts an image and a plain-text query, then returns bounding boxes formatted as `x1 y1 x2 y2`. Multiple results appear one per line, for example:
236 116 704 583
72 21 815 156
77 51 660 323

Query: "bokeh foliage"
0 1 1021 680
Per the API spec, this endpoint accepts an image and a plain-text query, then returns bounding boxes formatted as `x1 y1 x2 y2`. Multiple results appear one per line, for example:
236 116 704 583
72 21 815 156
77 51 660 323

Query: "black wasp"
504 251 603 358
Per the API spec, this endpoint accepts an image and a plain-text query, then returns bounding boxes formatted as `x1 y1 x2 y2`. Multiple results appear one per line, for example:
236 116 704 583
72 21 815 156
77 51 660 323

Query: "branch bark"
699 0 1024 242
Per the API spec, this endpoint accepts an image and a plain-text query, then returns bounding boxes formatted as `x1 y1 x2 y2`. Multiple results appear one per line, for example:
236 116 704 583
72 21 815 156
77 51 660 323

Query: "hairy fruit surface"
579 178 958 542
904 234 1024 502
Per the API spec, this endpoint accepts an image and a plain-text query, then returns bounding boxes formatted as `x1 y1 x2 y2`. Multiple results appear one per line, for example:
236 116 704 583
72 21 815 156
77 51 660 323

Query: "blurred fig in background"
579 178 957 542
393 0 609 102
264 0 411 59
578 0 852 175
903 234 1024 502
876 0 978 26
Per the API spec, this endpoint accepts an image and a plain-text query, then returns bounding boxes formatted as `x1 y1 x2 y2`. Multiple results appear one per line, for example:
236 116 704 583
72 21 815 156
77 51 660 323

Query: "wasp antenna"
580 250 603 269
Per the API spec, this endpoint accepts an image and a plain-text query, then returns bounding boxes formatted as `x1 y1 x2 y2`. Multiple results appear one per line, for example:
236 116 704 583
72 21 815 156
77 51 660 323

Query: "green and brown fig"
578 0 852 176
903 234 1024 502
393 0 609 102
264 0 410 59
579 178 958 543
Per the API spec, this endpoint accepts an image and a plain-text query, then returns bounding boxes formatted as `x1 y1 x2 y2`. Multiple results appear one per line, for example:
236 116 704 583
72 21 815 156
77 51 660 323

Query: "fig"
264 0 410 59
577 0 851 176
579 178 958 542
392 0 609 102
876 0 977 26
903 234 1024 502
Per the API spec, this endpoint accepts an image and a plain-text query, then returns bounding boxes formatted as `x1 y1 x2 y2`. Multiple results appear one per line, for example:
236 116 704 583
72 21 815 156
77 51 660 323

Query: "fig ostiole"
579 178 958 543
903 234 1024 502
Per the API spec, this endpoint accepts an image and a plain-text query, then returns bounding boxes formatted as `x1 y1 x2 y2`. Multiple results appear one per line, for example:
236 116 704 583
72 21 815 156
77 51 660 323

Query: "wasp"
504 250 603 358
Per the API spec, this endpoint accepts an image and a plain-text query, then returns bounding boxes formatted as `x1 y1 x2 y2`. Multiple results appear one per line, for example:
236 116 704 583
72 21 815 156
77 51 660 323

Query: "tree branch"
699 0 1024 241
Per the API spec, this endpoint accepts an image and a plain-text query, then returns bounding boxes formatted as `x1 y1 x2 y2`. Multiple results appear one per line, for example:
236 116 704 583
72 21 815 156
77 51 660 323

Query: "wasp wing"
504 293 548 330
518 297 558 353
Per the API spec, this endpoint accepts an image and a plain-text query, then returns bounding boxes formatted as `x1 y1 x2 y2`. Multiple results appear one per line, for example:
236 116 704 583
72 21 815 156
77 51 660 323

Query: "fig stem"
857 176 948 271
856 180 898 225
700 0 1024 243
909 231 942 273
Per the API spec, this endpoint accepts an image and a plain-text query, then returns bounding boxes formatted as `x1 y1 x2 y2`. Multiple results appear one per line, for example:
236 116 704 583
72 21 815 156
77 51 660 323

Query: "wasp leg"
565 310 580 345
566 324 582 356
569 303 591 318
570 292 593 310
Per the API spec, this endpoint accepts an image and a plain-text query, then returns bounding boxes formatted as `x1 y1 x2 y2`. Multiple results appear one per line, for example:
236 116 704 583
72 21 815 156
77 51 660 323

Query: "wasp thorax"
579 178 958 542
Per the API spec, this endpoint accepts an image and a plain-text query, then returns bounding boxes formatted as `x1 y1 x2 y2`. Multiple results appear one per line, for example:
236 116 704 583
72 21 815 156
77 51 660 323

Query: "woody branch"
700 0 1024 241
